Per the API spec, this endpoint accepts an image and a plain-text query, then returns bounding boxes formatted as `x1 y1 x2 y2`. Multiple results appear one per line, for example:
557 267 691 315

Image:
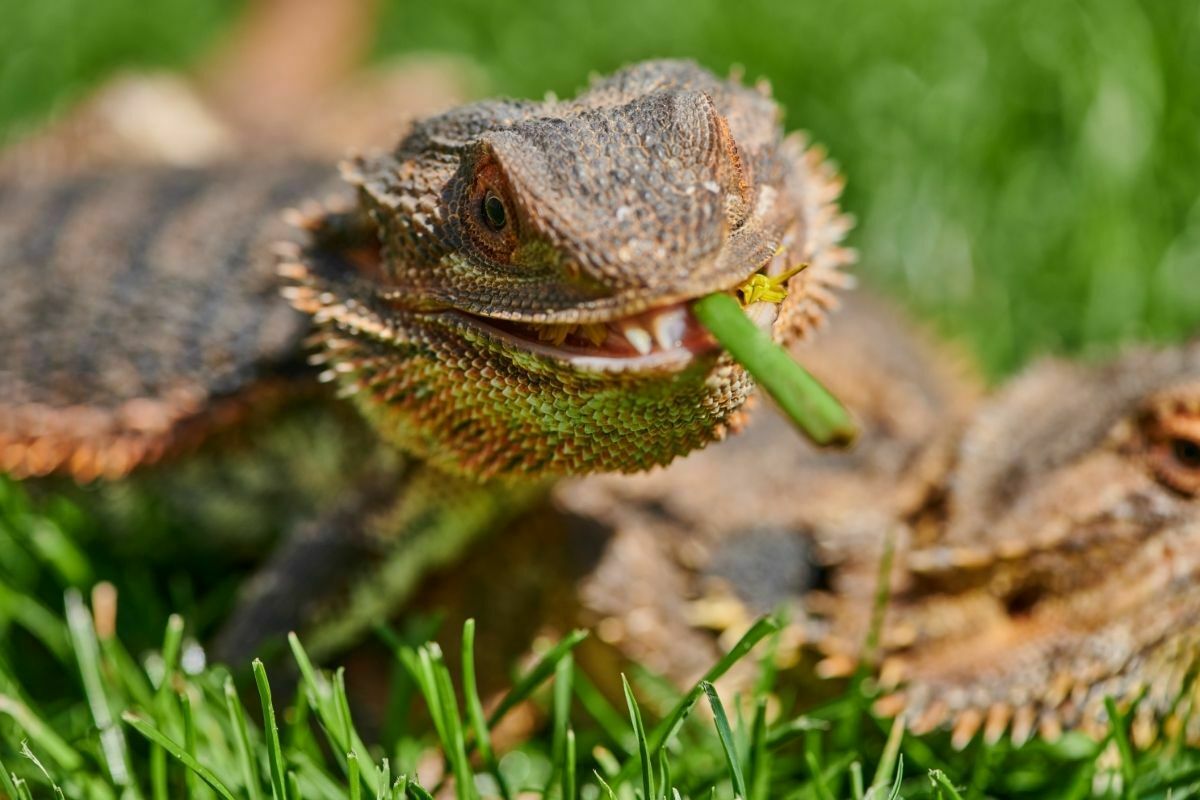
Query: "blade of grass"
349 752 362 800
18 742 65 800
748 698 769 800
929 769 965 800
887 756 905 800
691 292 856 446
702 682 747 798
1104 697 1138 795
543 651 575 796
64 589 138 794
564 727 577 800
252 659 289 800
336 672 382 798
123 712 237 800
156 615 185 700
0 693 83 771
615 616 780 786
291 751 352 800
574 670 635 754
334 668 355 753
406 779 436 800
765 716 829 750
0 582 70 660
0 753 21 800
180 690 199 800
487 629 588 728
461 620 511 800
289 633 380 796
804 750 836 800
378 758 391 800
868 715 905 799
594 771 618 800
224 678 264 800
427 643 477 800
850 762 865 800
622 674 655 800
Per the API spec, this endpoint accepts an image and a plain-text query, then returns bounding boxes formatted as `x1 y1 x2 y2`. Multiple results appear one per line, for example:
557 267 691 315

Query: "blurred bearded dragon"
426 292 1200 750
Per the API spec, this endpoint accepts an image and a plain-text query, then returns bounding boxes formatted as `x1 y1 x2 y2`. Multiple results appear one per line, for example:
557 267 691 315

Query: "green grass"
6 579 1200 799
7 480 1200 798
4 1 1200 797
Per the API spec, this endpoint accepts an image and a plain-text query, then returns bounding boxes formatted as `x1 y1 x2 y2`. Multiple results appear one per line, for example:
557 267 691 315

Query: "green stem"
691 292 857 446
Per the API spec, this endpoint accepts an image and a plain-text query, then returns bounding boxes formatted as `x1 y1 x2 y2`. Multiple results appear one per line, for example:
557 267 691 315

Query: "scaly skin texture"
0 60 850 484
425 293 1200 749
0 58 852 659
285 59 852 479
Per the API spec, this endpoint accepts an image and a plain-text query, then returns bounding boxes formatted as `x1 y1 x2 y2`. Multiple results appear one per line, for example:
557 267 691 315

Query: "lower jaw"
355 341 758 479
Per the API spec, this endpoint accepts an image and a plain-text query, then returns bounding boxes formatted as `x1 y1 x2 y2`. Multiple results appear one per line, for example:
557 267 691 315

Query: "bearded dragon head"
283 60 853 480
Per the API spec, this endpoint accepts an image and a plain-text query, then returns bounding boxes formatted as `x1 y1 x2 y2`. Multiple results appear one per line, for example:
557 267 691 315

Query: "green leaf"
65 590 138 793
224 677 264 800
615 616 780 786
462 619 510 800
123 712 238 800
623 674 655 800
487 629 588 728
252 659 289 800
702 682 746 798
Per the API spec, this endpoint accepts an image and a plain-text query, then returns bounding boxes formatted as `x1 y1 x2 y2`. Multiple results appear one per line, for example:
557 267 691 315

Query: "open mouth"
444 259 798 372
284 228 798 374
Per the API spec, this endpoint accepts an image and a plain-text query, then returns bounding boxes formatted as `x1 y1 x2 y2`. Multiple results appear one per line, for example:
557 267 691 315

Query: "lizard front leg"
214 465 549 663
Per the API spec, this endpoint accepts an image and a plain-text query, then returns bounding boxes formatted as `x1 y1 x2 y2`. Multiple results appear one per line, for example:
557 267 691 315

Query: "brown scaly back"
286 60 855 480
844 338 1200 749
0 163 336 480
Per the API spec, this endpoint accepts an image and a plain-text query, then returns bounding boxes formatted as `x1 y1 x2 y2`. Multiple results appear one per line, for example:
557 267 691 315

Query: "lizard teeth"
651 308 688 350
580 323 609 347
619 323 654 356
537 323 575 347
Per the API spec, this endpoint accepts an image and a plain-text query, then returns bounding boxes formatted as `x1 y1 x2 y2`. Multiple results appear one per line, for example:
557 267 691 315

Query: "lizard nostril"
1003 586 1041 618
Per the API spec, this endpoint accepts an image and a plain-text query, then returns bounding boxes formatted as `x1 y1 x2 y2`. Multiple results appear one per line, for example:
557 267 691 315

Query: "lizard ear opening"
461 152 520 264
1140 384 1200 496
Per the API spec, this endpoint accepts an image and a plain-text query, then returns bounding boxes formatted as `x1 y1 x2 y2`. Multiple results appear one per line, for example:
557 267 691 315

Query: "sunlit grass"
3 2 1200 798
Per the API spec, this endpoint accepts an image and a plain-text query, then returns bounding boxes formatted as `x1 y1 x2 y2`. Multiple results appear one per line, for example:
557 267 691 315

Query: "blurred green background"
2 0 1198 376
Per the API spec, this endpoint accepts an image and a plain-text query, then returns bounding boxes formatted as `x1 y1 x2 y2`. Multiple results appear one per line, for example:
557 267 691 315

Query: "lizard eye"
1151 434 1200 495
1173 437 1200 471
463 158 519 262
482 192 507 231
1141 390 1200 495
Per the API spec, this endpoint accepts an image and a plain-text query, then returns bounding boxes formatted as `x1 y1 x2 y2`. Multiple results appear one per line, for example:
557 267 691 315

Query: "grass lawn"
1 0 1199 796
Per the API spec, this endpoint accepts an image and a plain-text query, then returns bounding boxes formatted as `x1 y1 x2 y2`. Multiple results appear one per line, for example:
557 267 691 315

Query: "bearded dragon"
423 291 1200 749
0 58 853 659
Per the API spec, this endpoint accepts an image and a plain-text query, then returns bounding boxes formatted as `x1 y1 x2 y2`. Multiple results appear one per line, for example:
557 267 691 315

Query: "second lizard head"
285 60 853 479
